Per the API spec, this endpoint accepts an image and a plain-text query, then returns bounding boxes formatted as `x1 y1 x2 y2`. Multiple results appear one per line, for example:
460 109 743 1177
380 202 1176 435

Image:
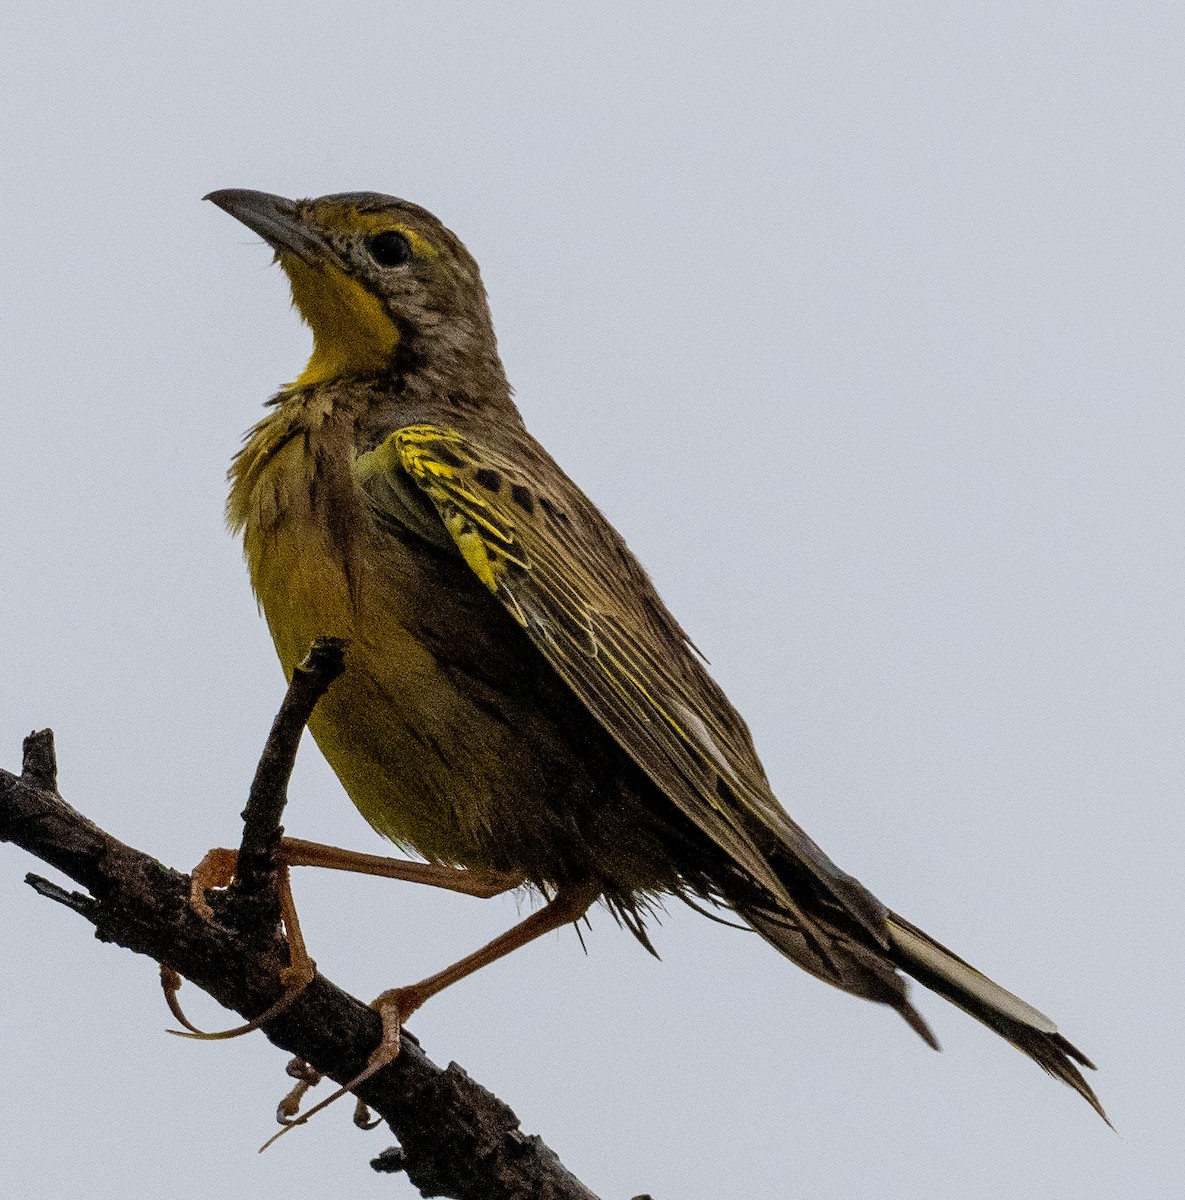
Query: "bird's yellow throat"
281 250 400 387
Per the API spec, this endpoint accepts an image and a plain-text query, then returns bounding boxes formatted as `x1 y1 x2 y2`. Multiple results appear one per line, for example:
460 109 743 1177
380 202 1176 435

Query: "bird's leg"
164 838 524 1038
263 879 601 1146
371 877 601 1058
277 836 524 898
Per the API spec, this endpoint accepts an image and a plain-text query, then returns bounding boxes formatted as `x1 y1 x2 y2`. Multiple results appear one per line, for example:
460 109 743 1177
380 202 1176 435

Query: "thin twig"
234 636 346 902
25 872 97 917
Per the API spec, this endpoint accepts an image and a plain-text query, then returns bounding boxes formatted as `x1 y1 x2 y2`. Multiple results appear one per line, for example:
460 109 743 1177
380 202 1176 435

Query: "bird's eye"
368 230 413 267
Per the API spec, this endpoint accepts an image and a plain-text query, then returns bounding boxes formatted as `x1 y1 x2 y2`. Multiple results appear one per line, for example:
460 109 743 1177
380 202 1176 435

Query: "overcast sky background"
2 4 1181 1197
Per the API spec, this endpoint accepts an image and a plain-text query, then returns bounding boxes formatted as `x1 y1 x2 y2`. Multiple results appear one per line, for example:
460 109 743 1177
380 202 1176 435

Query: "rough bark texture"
0 648 607 1200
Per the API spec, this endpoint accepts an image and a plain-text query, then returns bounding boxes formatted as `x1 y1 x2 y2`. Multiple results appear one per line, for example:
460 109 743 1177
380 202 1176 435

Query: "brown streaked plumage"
208 188 1105 1120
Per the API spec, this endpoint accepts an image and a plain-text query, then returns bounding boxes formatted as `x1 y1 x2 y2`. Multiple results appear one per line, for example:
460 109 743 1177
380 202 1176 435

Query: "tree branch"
234 637 345 902
1 678 603 1200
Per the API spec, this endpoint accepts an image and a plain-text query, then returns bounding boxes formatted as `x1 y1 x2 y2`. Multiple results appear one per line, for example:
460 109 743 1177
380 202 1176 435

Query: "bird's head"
206 189 504 394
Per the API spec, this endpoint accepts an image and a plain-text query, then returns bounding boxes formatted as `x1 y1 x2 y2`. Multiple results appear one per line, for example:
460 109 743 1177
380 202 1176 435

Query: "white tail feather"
887 916 1058 1033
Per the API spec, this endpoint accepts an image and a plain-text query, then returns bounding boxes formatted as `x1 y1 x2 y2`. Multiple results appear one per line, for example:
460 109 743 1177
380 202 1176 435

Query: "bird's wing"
358 422 887 943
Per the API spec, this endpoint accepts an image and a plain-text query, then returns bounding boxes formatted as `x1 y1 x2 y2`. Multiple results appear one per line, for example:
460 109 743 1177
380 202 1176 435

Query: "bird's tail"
883 911 1107 1122
742 900 1106 1122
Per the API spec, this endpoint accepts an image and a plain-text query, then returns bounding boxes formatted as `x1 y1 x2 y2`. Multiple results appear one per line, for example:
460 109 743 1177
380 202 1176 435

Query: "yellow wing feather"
376 423 888 944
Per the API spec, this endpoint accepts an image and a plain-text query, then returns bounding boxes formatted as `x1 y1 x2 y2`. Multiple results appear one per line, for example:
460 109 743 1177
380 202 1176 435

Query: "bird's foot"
188 846 239 918
259 986 425 1149
163 848 316 1039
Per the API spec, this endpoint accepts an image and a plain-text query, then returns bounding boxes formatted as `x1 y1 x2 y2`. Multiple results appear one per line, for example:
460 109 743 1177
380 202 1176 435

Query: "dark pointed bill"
204 189 327 262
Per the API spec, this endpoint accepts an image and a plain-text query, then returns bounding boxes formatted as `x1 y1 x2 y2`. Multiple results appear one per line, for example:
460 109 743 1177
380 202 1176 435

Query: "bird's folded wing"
358 423 887 943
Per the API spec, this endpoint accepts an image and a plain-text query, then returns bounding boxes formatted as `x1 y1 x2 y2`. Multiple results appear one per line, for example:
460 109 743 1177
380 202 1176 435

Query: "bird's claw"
257 988 420 1149
276 1058 323 1124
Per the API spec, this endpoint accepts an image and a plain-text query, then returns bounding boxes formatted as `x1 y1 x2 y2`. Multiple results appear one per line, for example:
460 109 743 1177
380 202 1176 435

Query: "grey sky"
2 3 1181 1197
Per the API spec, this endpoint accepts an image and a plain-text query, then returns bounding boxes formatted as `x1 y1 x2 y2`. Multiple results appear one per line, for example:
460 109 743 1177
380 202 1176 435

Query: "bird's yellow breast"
230 409 355 672
228 402 514 865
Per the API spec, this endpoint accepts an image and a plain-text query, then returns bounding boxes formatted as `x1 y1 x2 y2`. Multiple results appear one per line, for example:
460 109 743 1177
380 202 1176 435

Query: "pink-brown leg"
165 840 523 1038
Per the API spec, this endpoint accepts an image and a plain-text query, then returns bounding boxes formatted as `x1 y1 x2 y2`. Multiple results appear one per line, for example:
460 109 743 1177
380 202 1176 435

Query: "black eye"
368 230 412 267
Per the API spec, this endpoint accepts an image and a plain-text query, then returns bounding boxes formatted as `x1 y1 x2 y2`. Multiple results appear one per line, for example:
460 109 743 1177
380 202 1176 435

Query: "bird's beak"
204 189 328 263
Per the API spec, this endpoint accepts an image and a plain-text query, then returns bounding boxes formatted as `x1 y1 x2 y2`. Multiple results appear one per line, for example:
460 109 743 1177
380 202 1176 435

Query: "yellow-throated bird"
204 188 1103 1119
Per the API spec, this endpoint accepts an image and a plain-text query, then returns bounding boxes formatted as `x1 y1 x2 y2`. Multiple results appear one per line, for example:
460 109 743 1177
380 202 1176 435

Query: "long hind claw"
160 965 209 1035
163 959 316 1041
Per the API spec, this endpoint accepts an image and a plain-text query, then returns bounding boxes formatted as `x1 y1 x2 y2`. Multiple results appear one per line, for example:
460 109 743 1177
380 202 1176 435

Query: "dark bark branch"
1 689 602 1200
234 637 345 902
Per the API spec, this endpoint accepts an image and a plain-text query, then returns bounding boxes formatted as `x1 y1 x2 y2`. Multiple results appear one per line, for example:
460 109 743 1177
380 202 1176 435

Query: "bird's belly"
249 521 500 865
248 517 600 876
307 651 498 866
248 511 692 895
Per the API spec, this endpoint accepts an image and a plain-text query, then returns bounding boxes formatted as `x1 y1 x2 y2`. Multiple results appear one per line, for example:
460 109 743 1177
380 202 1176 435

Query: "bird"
201 187 1104 1121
